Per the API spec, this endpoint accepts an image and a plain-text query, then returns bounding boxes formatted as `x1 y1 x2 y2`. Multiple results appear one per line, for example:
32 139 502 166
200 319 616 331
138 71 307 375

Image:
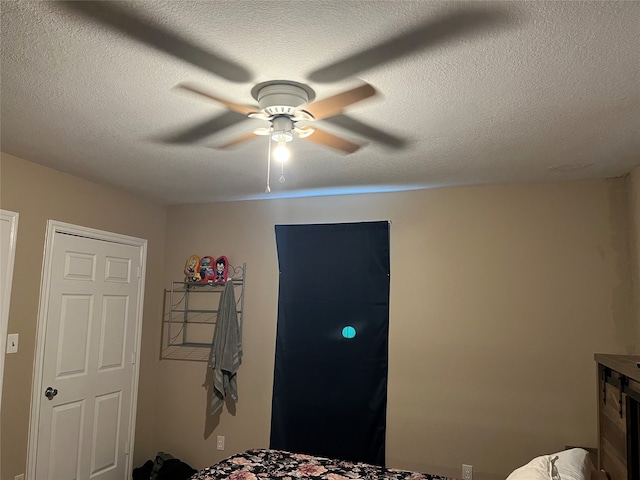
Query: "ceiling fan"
177 80 376 154
59 1 511 154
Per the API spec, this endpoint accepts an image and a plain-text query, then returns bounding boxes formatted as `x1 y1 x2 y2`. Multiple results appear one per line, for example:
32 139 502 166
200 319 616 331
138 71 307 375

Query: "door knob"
44 386 58 400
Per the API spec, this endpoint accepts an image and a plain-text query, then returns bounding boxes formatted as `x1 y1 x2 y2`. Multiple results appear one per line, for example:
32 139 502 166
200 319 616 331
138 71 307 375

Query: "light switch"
6 333 18 354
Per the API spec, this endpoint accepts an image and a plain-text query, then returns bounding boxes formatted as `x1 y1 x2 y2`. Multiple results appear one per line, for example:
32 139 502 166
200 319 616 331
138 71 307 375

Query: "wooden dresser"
595 354 640 480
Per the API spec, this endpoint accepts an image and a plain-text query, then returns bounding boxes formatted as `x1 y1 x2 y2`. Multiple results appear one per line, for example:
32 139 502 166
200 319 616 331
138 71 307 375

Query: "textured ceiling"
1 1 639 205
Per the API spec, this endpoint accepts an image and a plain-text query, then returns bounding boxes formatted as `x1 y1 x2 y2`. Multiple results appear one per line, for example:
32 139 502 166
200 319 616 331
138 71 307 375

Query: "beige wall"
1 151 637 480
159 178 635 480
0 153 167 480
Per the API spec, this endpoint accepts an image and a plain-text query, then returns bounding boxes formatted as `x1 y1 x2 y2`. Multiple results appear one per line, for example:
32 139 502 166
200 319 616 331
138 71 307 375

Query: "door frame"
0 209 19 480
27 220 147 479
0 210 19 408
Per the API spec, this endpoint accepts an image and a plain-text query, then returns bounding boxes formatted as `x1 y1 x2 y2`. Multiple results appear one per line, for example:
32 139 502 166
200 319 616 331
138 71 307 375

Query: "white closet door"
28 222 147 480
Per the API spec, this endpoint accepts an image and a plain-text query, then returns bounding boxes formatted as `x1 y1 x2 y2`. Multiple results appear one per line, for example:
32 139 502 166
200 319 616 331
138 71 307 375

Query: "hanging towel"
208 280 242 414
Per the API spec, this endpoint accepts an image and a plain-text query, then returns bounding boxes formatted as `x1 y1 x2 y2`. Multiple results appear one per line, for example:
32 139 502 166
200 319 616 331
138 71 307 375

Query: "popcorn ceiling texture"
1 1 638 205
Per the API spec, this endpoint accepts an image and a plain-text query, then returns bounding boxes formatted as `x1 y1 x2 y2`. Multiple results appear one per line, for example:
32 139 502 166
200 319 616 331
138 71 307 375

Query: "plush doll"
199 256 216 282
214 256 229 283
184 255 200 282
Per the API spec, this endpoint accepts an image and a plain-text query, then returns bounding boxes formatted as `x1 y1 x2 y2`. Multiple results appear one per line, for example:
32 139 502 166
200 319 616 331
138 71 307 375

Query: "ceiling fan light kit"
270 116 294 144
266 112 293 190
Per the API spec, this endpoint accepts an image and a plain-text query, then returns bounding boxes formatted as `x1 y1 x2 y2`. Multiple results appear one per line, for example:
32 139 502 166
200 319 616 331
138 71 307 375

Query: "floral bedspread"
191 448 455 480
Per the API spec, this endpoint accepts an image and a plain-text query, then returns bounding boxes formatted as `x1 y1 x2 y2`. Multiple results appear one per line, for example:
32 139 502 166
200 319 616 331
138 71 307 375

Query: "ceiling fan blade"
59 1 252 82
308 7 510 83
159 111 249 144
303 83 377 120
214 131 259 149
176 84 259 116
300 127 363 154
253 128 272 136
323 114 406 149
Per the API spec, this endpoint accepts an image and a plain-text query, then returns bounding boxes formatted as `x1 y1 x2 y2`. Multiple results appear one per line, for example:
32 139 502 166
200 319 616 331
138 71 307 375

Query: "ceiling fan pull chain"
265 129 273 193
279 162 286 184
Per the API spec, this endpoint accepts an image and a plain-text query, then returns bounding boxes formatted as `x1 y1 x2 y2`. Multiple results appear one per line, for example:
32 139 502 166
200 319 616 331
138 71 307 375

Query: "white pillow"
506 454 555 480
550 448 593 480
505 448 593 480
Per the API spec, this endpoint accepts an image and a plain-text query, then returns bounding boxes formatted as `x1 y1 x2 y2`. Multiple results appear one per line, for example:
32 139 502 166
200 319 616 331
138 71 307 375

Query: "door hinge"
137 266 141 278
126 441 130 455
132 352 136 365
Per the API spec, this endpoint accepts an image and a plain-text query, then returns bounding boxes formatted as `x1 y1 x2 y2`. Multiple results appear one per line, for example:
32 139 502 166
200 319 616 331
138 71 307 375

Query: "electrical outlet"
462 464 473 480
217 435 225 450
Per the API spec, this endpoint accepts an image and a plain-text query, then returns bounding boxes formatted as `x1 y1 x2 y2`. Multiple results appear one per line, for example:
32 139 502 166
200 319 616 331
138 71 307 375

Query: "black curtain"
270 221 390 466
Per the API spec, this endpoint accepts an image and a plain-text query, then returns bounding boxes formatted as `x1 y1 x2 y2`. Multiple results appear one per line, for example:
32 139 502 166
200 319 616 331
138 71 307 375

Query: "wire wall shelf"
161 263 245 362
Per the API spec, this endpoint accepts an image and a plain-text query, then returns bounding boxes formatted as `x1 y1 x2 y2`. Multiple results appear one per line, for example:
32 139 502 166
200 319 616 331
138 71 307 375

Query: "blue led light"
342 326 356 339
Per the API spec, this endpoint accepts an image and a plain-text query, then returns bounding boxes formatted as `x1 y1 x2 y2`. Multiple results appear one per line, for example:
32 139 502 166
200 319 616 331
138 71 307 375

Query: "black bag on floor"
132 452 197 480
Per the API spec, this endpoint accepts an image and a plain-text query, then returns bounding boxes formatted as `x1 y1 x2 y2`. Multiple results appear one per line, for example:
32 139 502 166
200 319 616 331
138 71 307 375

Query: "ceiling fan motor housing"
251 80 316 117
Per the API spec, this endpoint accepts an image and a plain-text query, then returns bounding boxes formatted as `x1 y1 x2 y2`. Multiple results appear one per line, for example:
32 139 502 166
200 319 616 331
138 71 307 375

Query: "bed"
190 447 612 480
190 448 455 480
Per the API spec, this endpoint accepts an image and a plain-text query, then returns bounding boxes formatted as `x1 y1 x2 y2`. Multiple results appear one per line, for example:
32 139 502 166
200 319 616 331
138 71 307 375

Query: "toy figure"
199 256 216 282
184 255 200 282
214 256 229 283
